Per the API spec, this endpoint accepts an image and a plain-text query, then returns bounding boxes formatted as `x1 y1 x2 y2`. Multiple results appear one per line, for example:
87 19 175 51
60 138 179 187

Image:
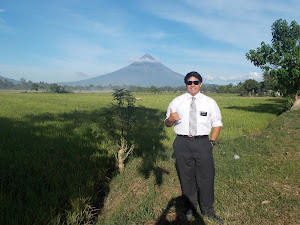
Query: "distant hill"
60 54 185 87
0 76 20 84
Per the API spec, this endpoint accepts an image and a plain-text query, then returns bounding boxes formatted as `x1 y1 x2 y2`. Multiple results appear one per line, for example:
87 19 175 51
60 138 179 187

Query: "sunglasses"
187 81 200 85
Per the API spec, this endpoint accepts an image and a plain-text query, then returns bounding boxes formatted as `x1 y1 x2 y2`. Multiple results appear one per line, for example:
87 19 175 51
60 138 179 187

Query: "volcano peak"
141 53 155 60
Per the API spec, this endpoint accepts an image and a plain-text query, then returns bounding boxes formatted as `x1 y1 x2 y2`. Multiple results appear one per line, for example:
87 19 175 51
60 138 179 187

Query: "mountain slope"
61 54 185 87
0 76 20 84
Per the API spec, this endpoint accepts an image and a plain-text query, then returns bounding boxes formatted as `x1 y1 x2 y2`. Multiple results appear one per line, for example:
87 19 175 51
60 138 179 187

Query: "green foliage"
0 78 220 94
50 83 60 92
263 70 278 91
216 81 269 97
243 79 259 96
216 83 239 94
49 83 68 93
0 77 36 90
113 88 135 107
246 19 300 103
112 88 136 139
0 79 15 89
31 83 39 91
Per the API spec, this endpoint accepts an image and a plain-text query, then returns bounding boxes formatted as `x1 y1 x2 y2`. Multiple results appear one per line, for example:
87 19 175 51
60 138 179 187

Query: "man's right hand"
168 108 180 122
165 108 181 127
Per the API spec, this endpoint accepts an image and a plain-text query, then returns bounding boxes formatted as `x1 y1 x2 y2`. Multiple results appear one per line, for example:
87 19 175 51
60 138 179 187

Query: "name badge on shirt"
200 111 207 116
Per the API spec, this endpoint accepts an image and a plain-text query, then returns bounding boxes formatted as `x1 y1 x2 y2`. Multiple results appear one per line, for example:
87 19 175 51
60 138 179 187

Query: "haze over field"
0 0 299 85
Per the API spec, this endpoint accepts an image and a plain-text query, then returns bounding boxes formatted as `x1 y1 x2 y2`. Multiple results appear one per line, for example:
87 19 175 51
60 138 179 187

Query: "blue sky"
0 0 299 85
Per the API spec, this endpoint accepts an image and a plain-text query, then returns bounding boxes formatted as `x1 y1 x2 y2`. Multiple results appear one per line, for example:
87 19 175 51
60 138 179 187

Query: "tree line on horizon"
0 74 279 97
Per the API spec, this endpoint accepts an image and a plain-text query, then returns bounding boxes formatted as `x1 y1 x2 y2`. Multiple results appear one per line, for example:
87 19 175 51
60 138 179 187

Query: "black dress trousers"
173 135 215 215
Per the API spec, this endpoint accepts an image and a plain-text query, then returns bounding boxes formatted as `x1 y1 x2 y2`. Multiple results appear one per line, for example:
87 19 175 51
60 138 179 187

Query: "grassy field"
0 92 298 224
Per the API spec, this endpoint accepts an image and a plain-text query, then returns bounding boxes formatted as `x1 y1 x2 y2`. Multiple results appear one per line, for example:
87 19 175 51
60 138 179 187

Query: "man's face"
186 76 202 96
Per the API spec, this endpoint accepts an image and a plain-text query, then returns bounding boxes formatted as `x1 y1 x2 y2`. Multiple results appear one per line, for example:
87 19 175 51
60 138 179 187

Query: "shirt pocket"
198 110 210 124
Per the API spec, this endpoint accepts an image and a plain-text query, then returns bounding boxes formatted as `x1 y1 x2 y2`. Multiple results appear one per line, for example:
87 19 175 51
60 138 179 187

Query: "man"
165 71 223 223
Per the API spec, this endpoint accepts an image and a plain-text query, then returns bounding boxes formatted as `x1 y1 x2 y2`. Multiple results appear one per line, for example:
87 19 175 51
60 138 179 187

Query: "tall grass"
1 92 294 225
98 93 299 225
0 93 115 224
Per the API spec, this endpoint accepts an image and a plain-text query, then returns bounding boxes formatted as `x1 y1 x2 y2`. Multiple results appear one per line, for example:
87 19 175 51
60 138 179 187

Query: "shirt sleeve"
165 99 178 121
210 100 223 127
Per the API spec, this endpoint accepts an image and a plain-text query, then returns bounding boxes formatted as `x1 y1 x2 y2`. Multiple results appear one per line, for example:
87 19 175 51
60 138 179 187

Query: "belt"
177 134 208 140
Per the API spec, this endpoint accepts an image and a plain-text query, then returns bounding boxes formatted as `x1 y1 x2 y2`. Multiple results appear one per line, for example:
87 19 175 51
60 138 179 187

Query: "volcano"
61 54 185 87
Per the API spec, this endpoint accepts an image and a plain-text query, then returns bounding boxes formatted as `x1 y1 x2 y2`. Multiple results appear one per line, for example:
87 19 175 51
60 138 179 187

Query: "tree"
149 85 160 93
50 83 61 93
262 70 278 91
0 79 14 89
243 79 259 96
20 77 26 85
111 89 136 172
246 19 300 105
31 83 39 91
19 77 30 89
112 88 136 138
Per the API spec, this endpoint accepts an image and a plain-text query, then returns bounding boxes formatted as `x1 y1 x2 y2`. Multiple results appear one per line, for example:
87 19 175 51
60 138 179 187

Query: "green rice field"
1 92 298 224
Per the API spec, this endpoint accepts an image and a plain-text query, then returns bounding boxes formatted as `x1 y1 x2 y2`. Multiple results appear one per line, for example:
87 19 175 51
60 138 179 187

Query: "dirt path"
291 98 300 110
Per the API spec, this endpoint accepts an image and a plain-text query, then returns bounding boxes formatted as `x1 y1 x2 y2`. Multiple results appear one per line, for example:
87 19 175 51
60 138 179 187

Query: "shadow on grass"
224 99 285 115
0 115 115 225
155 196 206 225
132 107 169 183
0 106 167 224
154 167 170 186
98 106 169 185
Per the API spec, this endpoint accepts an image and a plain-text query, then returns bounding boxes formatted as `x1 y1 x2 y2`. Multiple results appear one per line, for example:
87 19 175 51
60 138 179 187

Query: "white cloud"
219 72 262 82
182 48 249 65
49 13 122 37
203 74 214 80
0 8 15 34
128 58 160 63
219 75 244 82
248 72 261 79
141 0 299 48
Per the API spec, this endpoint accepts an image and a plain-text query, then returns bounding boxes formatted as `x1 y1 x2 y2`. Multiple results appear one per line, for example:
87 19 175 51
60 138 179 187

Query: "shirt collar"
187 92 201 100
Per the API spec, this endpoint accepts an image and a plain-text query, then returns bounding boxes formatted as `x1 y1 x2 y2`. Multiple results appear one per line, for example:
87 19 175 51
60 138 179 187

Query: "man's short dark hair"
184 71 202 84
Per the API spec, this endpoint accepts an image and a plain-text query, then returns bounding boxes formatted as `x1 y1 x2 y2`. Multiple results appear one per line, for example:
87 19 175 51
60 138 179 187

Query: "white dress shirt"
166 92 222 135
